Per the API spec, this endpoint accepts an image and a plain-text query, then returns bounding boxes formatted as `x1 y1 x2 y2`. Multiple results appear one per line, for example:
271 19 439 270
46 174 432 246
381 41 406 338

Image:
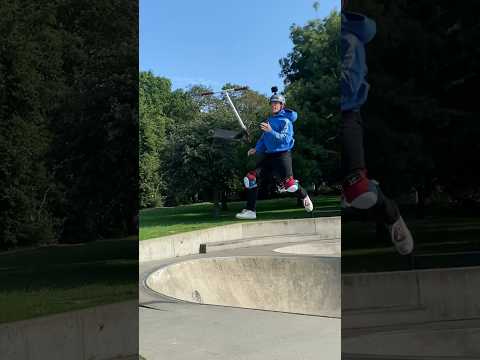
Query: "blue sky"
140 0 339 96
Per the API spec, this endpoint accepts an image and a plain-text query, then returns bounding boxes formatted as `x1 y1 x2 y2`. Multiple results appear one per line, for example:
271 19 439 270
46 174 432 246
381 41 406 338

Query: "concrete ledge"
140 216 340 263
342 266 480 328
0 301 137 360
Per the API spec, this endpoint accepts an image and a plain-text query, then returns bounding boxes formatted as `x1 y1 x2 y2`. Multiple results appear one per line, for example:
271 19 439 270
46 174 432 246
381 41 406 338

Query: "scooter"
200 86 251 142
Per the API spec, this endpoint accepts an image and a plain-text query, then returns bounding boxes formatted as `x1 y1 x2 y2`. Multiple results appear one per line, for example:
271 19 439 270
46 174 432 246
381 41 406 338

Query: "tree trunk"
221 191 228 211
212 189 220 218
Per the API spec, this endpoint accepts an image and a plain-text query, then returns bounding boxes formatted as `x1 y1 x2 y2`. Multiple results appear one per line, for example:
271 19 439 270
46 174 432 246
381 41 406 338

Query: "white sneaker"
387 216 414 255
235 209 257 220
303 196 314 212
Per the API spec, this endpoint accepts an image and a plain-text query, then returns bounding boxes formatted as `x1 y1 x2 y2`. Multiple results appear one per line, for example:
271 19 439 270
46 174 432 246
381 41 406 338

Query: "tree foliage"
347 0 480 201
139 74 271 208
139 71 172 207
0 0 138 248
280 11 341 185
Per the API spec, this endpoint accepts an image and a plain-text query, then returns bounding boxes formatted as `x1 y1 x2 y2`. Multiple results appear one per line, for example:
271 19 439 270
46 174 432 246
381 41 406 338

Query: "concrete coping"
140 216 340 263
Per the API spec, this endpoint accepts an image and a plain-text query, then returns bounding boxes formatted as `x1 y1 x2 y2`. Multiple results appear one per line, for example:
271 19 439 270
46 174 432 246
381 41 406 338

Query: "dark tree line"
0 0 138 249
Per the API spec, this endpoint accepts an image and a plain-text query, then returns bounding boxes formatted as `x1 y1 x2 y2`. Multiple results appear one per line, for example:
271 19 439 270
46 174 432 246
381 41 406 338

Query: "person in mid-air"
341 0 414 254
235 88 313 220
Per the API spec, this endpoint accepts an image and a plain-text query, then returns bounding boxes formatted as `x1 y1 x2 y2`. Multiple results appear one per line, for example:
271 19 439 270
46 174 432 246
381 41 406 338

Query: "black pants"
245 151 308 211
341 110 399 224
341 110 366 175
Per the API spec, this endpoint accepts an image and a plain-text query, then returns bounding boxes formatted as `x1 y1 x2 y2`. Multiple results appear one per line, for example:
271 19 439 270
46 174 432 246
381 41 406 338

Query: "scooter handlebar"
233 86 248 91
200 87 248 96
222 86 249 93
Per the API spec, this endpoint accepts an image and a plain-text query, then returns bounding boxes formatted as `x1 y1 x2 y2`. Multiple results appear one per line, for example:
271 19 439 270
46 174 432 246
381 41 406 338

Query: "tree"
1 0 139 248
51 0 139 241
280 11 342 188
0 0 65 248
139 72 172 208
160 85 270 208
347 0 480 202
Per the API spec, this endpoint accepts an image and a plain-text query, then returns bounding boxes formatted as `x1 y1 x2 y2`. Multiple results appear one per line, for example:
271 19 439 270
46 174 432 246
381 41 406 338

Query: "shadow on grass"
342 209 480 273
0 239 138 323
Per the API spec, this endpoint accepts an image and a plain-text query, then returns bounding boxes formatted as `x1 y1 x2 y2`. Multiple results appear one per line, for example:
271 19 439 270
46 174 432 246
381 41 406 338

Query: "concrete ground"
343 318 480 359
342 266 480 359
139 236 341 360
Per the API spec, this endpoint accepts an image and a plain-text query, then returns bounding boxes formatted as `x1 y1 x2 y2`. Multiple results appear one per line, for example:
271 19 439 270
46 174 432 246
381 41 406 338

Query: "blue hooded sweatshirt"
341 11 377 111
255 108 297 154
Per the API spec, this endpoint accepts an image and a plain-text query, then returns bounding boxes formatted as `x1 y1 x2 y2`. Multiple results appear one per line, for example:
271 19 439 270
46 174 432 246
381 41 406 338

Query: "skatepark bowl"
146 255 340 317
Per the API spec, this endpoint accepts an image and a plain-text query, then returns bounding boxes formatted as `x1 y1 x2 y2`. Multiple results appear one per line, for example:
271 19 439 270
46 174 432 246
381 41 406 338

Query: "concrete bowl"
146 255 340 317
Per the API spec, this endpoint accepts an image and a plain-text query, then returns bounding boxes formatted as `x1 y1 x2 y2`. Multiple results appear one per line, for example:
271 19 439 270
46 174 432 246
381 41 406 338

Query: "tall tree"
1 0 139 248
139 71 172 208
280 11 341 187
0 1 65 248
348 0 480 201
51 0 138 241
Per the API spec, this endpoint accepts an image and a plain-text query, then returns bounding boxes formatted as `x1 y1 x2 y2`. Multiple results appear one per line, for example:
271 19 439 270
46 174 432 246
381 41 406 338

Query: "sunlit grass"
140 196 340 240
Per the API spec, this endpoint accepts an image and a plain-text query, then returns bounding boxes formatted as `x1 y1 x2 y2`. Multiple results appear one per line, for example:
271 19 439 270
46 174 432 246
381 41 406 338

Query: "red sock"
343 169 369 203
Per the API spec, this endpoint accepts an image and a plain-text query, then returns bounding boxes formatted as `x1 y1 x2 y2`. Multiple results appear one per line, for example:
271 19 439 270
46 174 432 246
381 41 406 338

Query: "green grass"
342 213 480 272
0 237 138 324
140 195 340 240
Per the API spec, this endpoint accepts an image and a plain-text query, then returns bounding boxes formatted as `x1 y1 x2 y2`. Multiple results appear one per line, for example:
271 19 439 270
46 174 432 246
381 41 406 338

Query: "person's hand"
247 148 256 156
260 122 272 133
